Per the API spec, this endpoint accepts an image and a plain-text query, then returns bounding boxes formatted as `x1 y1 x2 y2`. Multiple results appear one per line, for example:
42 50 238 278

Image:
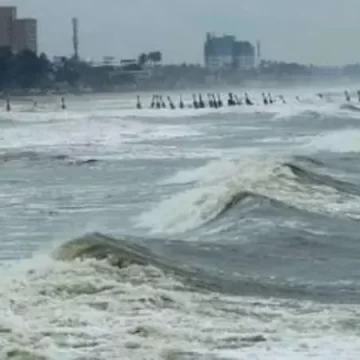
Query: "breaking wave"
4 232 360 359
305 129 360 153
137 156 360 234
46 231 360 305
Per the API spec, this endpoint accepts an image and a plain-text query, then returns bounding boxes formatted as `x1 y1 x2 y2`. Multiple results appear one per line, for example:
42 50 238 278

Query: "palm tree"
147 51 162 66
138 53 148 66
152 51 162 65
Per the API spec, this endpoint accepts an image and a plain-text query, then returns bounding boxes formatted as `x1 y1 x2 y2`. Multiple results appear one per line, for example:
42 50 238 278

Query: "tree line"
0 47 166 92
0 47 86 91
0 47 52 90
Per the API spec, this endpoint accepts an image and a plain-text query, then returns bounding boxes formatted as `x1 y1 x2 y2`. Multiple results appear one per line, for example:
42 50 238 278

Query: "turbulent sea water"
1 87 360 359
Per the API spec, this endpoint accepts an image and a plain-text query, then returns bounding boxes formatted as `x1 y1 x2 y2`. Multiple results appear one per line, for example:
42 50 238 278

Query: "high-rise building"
204 33 256 71
204 33 236 70
0 6 38 53
13 18 38 53
0 6 17 48
233 41 255 70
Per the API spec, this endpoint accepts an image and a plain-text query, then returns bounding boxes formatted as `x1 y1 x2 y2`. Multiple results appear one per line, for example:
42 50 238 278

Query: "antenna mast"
72 17 79 60
256 40 261 67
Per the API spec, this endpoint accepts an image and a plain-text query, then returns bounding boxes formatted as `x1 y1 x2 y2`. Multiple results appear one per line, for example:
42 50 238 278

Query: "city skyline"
4 0 360 66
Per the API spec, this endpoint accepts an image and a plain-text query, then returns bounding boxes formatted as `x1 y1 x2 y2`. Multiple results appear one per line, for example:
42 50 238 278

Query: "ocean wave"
50 232 360 304
305 128 360 153
3 241 360 360
271 104 331 121
298 109 324 119
340 103 360 112
272 101 360 123
53 232 223 294
207 190 298 225
51 231 238 293
0 150 99 166
292 155 324 166
137 157 360 234
283 162 360 196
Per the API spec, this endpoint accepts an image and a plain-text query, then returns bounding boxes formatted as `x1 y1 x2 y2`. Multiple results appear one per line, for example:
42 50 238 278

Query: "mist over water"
1 86 360 359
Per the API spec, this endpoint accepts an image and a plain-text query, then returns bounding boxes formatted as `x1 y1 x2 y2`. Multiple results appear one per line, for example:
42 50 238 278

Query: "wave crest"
136 157 360 234
50 232 357 302
52 232 222 293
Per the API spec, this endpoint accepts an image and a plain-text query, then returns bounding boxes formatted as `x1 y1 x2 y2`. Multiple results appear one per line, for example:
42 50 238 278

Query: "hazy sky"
4 0 360 65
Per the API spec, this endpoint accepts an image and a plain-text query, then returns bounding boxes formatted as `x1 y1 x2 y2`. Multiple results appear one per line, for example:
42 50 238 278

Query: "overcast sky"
4 0 359 65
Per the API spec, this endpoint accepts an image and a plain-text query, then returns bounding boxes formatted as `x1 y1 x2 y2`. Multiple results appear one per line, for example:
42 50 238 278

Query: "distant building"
0 6 16 19
0 6 16 48
204 33 235 70
233 41 255 70
13 18 37 53
204 33 255 71
103 56 116 66
0 6 38 53
120 59 137 67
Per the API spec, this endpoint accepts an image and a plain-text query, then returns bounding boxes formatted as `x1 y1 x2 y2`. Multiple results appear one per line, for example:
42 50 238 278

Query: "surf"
136 156 360 234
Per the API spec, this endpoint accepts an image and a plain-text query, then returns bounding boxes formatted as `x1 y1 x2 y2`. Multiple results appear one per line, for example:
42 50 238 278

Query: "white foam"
0 114 202 154
160 159 238 185
136 158 359 234
271 100 349 122
1 255 359 360
305 128 360 153
210 337 360 360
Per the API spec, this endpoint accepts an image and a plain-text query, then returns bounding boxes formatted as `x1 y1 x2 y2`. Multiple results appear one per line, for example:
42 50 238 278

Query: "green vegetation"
138 51 162 66
0 47 168 93
0 47 51 90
